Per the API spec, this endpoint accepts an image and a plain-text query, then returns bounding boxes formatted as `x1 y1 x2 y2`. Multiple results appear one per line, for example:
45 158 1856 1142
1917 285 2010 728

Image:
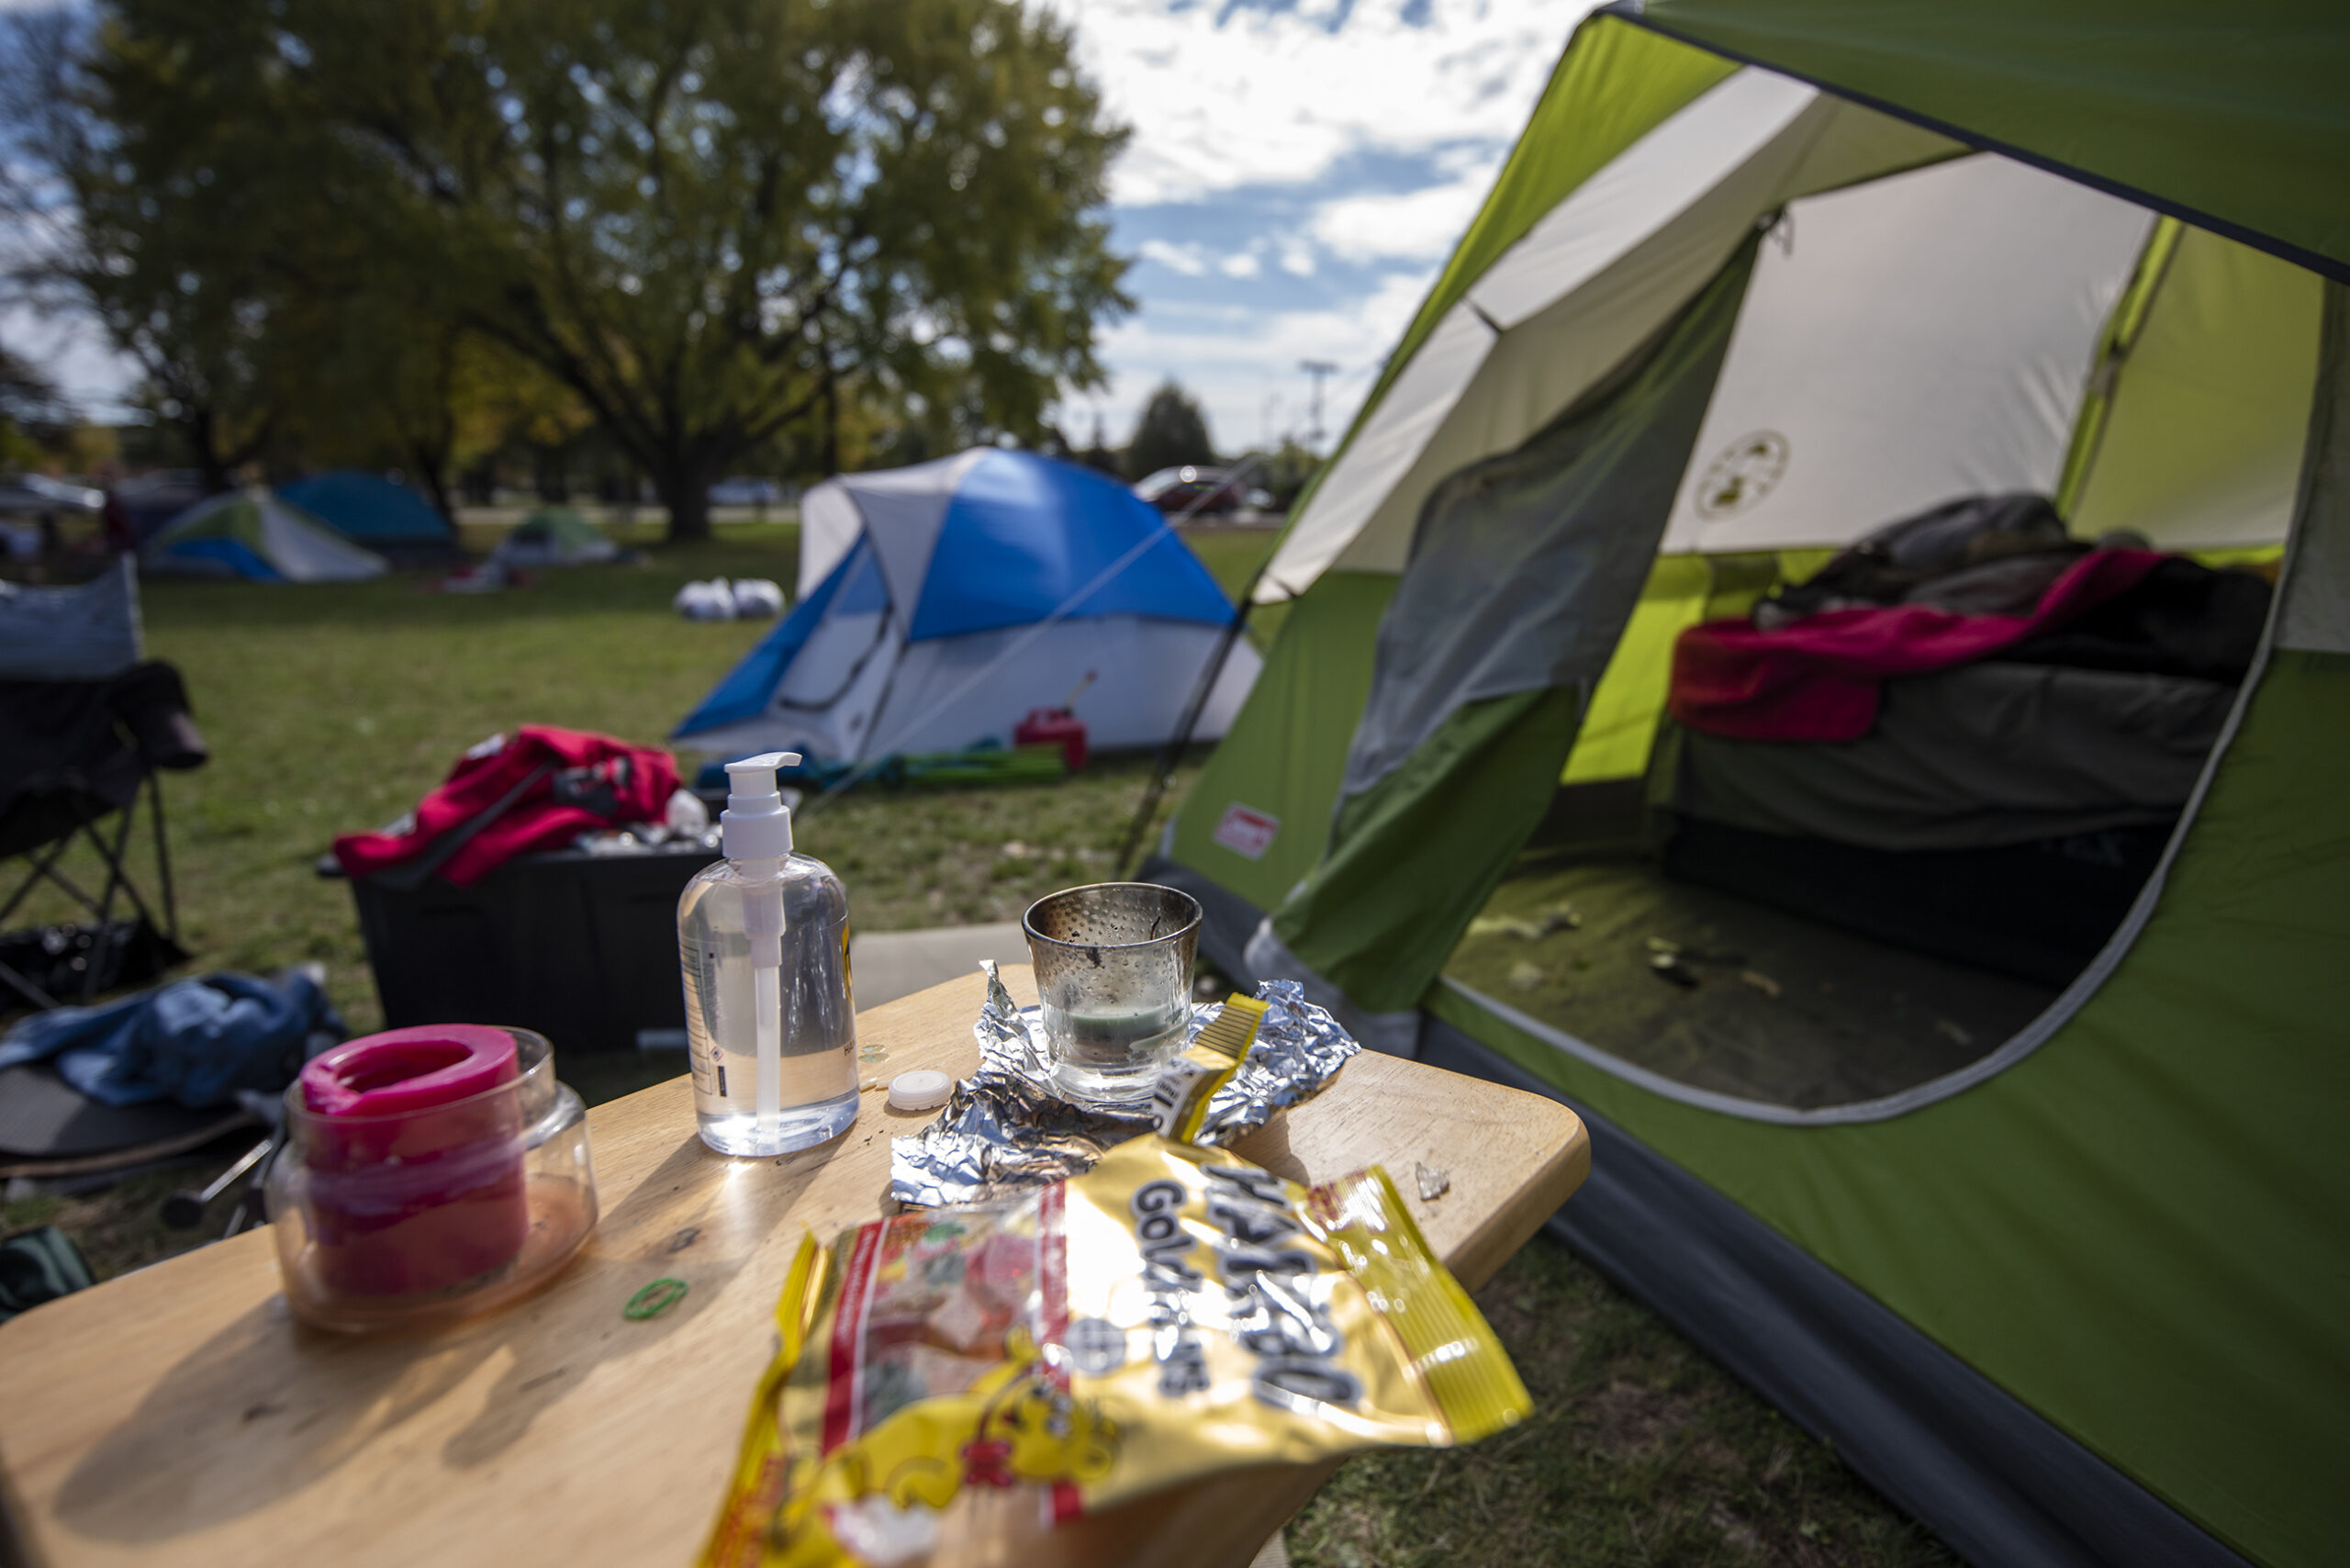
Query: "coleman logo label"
1212 803 1280 859
1694 430 1788 520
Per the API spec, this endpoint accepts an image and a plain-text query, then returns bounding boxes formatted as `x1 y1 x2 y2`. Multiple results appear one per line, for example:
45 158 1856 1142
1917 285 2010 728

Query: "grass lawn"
1 516 1952 1566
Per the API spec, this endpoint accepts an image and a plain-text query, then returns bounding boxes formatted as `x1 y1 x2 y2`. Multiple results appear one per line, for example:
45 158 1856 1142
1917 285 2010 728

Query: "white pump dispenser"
678 753 859 1156
722 753 796 1142
721 751 798 865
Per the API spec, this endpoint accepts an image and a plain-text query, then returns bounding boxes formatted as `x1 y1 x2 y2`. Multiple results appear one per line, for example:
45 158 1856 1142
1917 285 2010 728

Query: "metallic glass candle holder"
1021 882 1202 1105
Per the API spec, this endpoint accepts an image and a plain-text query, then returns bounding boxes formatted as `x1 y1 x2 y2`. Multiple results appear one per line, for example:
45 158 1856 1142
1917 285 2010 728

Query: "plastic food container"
266 1025 597 1333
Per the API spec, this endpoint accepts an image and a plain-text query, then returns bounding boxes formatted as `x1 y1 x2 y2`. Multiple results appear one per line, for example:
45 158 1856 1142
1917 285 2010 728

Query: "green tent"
1144 6 2350 1565
491 506 621 566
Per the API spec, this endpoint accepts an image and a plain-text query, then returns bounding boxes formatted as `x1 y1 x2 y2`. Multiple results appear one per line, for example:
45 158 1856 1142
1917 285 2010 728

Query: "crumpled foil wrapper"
890 960 1361 1207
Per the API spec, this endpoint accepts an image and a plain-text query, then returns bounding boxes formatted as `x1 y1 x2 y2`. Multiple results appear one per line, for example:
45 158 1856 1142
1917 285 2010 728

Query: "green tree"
1077 412 1122 476
0 342 75 467
5 3 386 490
1125 378 1215 479
10 0 1131 527
1250 438 1320 511
260 0 1132 540
13 6 285 487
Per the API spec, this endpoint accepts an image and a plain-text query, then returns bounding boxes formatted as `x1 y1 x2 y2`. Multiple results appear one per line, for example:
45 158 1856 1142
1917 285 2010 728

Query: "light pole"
1298 359 1337 452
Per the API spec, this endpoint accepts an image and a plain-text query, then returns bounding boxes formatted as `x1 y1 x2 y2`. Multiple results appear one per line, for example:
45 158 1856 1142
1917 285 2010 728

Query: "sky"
1057 0 1576 453
6 0 1582 457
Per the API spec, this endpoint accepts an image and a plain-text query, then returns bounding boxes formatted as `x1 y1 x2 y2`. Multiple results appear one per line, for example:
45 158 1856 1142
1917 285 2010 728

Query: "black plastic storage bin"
326 842 718 1054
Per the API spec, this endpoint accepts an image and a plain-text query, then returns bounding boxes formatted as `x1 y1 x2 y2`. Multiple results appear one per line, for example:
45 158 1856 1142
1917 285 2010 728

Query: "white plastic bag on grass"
730 578 784 618
674 578 737 621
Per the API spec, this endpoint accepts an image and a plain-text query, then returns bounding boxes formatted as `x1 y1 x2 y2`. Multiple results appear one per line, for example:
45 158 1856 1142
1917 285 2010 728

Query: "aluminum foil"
890 961 1361 1207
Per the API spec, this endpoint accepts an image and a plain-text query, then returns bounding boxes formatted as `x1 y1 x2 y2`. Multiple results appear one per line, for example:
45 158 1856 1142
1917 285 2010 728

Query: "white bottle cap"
721 752 800 860
887 1070 954 1113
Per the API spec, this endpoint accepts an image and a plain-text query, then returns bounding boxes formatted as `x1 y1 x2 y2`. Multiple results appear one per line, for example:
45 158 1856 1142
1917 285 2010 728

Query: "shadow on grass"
1288 1232 1958 1568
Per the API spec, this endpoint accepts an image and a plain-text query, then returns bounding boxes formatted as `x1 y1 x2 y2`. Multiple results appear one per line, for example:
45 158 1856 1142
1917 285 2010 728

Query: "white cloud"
1136 238 1268 280
1057 0 1578 451
1051 0 1576 205
1307 174 1494 262
1136 238 1212 275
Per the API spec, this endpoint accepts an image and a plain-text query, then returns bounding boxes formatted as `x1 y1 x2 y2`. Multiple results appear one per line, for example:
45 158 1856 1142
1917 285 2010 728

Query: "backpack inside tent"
276 471 453 553
141 491 387 583
673 448 1261 765
1143 6 2349 1565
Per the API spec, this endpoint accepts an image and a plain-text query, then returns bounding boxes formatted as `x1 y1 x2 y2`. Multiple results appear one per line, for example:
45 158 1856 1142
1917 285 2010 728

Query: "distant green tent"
491 507 620 566
1145 6 2350 1565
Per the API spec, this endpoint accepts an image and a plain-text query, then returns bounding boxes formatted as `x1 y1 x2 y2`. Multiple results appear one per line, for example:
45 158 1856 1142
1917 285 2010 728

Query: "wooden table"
0 969 1587 1568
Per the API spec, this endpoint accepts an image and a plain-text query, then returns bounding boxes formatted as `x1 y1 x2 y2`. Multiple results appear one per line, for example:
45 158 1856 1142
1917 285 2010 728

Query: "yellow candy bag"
702 1135 1529 1567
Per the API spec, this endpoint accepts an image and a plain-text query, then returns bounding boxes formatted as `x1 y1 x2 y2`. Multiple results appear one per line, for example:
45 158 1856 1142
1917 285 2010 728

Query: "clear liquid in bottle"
677 851 858 1156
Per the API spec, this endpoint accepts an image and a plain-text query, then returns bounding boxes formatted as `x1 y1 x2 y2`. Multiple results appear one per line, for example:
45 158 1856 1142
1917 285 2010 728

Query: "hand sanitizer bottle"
677 753 858 1156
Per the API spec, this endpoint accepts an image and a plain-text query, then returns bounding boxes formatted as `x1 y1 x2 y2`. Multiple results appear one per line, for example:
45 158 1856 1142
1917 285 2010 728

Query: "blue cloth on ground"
0 970 343 1108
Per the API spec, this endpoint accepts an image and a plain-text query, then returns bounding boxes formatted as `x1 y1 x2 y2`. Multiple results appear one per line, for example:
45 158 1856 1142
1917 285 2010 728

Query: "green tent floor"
1444 845 2063 1109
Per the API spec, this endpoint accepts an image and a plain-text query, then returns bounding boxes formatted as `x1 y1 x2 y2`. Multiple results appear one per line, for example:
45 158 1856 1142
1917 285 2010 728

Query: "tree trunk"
659 462 713 543
462 458 498 506
822 363 840 477
186 407 235 493
408 436 458 528
533 445 570 502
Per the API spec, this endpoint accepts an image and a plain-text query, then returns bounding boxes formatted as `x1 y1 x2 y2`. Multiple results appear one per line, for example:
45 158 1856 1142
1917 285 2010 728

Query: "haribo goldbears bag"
702 1135 1528 1567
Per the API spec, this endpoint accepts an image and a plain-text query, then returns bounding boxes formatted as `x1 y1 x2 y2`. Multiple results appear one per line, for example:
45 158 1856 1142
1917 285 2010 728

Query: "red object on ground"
332 724 680 886
297 1025 528 1297
1014 708 1089 771
1669 549 2167 743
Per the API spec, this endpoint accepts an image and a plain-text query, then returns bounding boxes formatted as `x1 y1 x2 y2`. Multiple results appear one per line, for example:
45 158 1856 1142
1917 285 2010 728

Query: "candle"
297 1025 529 1297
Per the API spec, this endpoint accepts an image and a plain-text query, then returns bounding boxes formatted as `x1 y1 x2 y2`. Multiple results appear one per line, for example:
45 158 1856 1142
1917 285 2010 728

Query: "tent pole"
1113 451 1289 875
1116 556 1269 877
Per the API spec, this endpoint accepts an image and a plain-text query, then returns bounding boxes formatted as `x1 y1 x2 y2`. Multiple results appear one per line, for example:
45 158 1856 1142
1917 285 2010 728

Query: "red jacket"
334 726 681 886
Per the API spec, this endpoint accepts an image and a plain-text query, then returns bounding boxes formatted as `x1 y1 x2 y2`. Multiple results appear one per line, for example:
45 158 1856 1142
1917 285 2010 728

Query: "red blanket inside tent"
1668 549 2166 744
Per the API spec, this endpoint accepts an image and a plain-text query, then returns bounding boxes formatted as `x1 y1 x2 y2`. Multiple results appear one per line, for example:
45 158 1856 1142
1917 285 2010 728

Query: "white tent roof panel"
1261 70 1962 599
1661 155 2154 554
1260 69 1813 599
796 480 867 595
1258 300 1494 599
798 448 990 617
1465 70 1818 332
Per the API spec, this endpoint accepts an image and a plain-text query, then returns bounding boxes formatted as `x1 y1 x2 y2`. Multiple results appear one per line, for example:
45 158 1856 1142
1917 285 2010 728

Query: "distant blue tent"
674 448 1262 762
278 471 452 547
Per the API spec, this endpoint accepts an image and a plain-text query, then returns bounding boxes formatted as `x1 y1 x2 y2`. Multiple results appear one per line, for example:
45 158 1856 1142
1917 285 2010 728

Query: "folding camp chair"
0 558 207 1010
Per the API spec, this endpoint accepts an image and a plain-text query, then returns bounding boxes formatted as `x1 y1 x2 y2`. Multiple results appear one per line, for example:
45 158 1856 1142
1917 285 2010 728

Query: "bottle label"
682 931 722 1098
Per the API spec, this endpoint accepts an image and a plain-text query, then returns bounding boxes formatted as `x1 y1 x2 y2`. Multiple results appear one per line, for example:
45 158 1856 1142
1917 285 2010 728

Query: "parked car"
0 473 104 520
1131 465 1272 517
0 474 105 557
708 476 784 507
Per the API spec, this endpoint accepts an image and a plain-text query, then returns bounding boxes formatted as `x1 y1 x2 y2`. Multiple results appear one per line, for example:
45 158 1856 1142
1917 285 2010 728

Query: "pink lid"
299 1025 520 1118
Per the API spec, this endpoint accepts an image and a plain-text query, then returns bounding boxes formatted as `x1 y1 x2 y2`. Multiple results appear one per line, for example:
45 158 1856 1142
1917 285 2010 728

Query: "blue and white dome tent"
673 449 1264 764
